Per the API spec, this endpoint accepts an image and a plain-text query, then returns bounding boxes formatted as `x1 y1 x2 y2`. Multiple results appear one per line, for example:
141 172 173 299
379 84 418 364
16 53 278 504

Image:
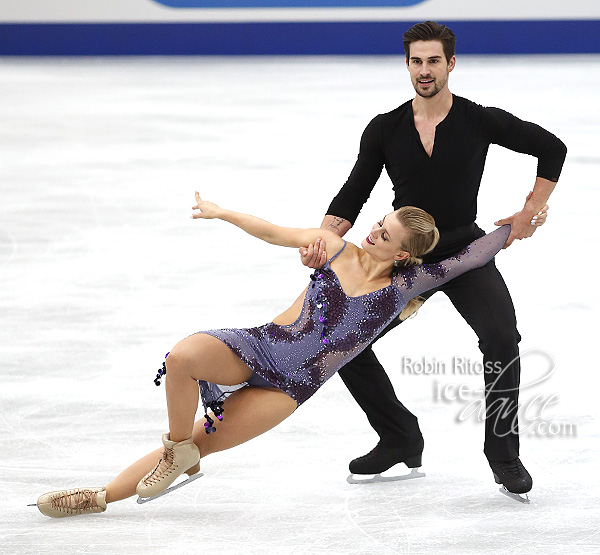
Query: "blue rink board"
1 20 599 55
154 0 425 4
152 0 427 4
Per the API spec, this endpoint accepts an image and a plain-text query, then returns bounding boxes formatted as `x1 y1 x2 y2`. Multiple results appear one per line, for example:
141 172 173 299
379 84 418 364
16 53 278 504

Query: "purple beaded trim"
311 269 330 344
203 400 224 434
154 352 169 386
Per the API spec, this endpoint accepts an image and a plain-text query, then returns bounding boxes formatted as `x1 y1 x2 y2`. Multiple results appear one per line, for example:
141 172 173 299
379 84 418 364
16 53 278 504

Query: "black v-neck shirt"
327 95 567 232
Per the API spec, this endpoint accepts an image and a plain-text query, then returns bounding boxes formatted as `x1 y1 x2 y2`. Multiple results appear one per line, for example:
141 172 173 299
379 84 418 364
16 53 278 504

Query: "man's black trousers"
338 257 521 463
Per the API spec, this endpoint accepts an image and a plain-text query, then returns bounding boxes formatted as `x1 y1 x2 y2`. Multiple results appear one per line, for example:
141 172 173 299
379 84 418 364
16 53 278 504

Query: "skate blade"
347 467 425 484
136 472 204 504
499 486 530 504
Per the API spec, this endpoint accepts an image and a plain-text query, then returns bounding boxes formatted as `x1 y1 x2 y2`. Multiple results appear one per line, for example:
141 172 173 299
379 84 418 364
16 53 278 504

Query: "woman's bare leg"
193 385 297 457
165 333 255 442
104 386 296 503
105 447 163 503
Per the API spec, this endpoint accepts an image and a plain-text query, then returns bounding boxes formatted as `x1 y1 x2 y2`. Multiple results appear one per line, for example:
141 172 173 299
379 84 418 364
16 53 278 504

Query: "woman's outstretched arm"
191 192 346 253
395 225 512 300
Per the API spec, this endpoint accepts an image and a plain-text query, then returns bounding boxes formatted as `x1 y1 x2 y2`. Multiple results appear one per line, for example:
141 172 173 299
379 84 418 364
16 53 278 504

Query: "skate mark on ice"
344 490 412 554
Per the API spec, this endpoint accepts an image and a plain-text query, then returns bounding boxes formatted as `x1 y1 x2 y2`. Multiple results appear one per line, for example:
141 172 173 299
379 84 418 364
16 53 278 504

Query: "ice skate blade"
347 467 425 484
136 472 203 504
499 486 530 504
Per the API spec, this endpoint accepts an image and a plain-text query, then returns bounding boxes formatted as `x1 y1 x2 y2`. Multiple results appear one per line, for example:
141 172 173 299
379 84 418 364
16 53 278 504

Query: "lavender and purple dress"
193 226 510 422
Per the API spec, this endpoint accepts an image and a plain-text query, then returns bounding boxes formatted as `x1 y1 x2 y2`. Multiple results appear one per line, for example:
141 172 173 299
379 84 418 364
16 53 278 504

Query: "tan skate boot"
136 433 200 498
36 487 107 518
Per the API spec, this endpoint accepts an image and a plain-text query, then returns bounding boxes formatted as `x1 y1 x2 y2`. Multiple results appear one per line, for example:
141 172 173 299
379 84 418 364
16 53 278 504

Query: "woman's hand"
191 191 223 220
299 238 328 269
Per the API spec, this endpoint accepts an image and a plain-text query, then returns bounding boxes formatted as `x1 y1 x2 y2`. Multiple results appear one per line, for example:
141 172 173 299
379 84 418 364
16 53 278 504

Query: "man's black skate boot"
349 438 424 474
489 457 532 494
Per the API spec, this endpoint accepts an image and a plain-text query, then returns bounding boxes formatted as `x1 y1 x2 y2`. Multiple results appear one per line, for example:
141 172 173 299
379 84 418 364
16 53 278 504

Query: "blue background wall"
1 0 599 55
1 20 599 55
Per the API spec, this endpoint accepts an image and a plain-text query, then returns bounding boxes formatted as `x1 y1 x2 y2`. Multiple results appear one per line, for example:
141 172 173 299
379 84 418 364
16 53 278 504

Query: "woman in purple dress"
34 192 510 517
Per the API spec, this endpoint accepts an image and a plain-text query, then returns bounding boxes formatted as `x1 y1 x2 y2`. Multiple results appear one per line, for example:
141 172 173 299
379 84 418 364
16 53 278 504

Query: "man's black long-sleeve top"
327 95 567 232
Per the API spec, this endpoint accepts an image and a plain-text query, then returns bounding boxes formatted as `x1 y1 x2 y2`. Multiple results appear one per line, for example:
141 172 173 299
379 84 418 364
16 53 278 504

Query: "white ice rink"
1 54 599 554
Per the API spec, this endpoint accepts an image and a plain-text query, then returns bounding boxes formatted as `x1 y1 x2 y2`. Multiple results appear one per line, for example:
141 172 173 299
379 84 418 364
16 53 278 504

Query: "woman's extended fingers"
191 191 203 218
192 191 202 210
191 192 221 219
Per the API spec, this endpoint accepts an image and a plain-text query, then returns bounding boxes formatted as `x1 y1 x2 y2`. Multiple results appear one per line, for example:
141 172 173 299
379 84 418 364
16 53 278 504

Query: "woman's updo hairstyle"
393 206 440 320
393 206 439 268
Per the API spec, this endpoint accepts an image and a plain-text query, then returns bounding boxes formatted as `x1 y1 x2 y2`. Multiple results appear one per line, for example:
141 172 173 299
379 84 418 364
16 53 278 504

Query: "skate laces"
52 489 99 514
144 448 176 486
496 458 525 478
360 446 384 462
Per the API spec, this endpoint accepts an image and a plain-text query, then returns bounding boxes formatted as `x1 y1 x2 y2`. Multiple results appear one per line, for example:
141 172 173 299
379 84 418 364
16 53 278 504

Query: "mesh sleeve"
394 225 511 300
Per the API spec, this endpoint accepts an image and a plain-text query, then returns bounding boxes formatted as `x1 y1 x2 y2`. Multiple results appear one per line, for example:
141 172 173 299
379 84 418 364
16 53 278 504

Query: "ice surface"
0 55 599 554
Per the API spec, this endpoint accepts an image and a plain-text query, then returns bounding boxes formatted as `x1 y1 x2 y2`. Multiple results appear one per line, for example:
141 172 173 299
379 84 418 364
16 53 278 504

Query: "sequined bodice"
254 246 403 402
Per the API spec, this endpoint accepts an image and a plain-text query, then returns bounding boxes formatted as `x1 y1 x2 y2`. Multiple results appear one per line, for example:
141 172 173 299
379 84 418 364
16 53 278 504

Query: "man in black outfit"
300 21 567 495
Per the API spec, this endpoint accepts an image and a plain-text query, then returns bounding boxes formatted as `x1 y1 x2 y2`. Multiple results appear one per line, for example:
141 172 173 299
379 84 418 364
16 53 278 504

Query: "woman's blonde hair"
393 206 440 320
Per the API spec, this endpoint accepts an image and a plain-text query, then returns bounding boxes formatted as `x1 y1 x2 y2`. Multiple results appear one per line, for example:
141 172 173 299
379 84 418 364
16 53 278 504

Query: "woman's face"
361 212 410 262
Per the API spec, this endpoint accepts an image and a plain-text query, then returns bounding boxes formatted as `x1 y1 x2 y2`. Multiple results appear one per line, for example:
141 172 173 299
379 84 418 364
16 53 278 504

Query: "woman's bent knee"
166 335 208 375
167 333 253 385
165 349 187 375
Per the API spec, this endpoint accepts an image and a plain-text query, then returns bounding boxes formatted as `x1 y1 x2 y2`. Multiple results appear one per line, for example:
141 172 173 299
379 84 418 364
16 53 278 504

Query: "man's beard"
413 75 447 98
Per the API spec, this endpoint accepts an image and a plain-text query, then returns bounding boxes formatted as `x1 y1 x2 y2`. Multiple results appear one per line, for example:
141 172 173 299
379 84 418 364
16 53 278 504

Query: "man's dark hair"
403 21 456 63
